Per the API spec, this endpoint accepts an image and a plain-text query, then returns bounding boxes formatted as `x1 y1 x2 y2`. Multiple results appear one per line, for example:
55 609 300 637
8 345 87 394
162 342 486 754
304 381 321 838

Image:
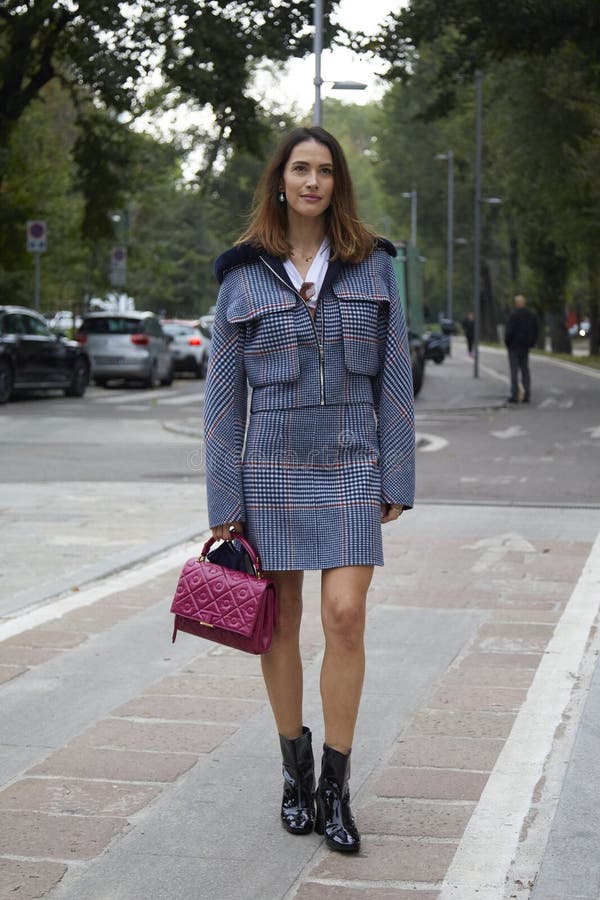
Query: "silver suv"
161 319 211 378
77 312 174 388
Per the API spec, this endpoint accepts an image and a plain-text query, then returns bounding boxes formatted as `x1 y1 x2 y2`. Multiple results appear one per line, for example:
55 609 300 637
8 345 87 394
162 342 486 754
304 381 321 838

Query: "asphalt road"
1 341 598 504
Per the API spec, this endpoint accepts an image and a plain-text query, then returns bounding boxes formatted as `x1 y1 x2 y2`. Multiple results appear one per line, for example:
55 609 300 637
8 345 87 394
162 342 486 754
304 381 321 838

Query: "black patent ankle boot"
279 726 316 835
315 744 360 853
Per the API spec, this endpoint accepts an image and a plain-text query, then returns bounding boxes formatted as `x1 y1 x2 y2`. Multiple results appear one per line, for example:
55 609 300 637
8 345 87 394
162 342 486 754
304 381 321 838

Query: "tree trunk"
549 316 571 353
481 262 497 342
588 252 599 356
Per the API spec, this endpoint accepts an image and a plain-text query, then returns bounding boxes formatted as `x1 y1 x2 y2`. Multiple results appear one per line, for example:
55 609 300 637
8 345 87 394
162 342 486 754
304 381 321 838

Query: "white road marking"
584 426 600 439
479 363 509 385
114 404 151 411
157 391 205 406
462 532 536 573
93 388 175 404
438 530 600 900
539 397 574 409
491 425 527 439
416 431 449 452
0 536 208 642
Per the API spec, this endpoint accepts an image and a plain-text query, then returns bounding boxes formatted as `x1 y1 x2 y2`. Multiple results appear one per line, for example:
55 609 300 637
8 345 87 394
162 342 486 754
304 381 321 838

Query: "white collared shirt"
283 237 330 310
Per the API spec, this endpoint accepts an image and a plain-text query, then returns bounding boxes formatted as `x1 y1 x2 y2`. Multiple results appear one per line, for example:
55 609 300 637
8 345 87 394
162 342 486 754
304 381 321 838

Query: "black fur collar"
214 237 396 284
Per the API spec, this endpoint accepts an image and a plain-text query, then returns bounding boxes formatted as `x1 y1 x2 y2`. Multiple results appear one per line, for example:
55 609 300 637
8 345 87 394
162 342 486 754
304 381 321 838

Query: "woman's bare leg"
320 565 373 753
261 570 304 739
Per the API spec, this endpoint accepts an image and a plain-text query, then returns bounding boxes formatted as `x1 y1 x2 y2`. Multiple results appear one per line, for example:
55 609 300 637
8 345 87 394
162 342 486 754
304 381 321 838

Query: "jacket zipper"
260 257 325 406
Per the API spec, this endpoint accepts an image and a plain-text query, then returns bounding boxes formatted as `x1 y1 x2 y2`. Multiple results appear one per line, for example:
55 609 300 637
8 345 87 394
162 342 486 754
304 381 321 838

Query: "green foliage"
369 0 600 352
0 0 342 162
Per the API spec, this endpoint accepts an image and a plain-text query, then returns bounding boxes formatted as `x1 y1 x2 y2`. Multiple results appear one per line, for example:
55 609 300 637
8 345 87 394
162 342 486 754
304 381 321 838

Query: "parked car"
423 329 450 364
76 311 174 388
568 320 590 338
46 310 82 333
0 305 90 404
161 319 211 378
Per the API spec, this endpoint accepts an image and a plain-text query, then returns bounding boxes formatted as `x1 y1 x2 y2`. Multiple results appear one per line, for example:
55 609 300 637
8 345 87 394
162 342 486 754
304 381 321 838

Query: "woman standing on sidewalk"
204 126 415 853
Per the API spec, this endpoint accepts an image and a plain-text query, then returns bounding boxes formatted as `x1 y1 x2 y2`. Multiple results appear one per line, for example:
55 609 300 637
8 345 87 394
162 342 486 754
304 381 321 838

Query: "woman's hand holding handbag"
170 530 278 655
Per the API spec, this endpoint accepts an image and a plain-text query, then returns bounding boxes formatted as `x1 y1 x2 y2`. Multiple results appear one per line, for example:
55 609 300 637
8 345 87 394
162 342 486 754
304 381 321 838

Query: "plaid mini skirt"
242 403 383 571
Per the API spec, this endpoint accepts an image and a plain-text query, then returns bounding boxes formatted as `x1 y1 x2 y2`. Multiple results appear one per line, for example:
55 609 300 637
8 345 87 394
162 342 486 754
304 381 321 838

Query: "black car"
423 330 450 364
0 305 90 404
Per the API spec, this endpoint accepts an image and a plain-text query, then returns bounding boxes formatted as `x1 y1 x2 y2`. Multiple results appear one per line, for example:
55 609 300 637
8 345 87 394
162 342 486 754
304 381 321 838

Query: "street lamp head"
330 80 367 90
483 196 503 205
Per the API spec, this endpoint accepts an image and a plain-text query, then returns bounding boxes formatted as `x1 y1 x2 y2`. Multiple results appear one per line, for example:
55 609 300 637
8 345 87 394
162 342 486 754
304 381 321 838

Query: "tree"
370 0 600 352
0 0 341 170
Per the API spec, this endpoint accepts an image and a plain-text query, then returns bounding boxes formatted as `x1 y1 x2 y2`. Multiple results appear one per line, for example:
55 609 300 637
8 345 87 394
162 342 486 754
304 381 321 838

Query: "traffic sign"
110 246 127 287
26 220 47 253
111 246 127 270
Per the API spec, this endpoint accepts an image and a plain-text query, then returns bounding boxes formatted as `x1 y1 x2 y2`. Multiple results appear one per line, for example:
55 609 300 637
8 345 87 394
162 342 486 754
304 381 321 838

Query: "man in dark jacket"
505 294 539 403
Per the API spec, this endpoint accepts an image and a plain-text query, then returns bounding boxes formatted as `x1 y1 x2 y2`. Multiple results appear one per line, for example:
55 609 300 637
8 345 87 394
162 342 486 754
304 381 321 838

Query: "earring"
278 191 285 204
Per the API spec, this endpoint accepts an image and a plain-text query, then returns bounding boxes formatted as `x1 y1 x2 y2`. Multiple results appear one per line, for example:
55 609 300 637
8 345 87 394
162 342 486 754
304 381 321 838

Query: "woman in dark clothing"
204 127 415 853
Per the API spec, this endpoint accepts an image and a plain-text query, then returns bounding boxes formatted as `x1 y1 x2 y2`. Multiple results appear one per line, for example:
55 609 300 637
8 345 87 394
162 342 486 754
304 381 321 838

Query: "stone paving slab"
374 767 489 802
112 693 262 723
407 708 516 740
441 664 535 688
0 810 126 859
471 622 556 653
389 735 504 771
143 672 267 699
0 777 161 816
427 683 527 712
359 798 475 838
29 746 199 783
72 717 235 754
310 837 458 883
0 860 67 900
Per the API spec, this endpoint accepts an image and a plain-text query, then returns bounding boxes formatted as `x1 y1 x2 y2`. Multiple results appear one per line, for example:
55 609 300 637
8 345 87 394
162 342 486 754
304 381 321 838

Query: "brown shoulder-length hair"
236 126 378 264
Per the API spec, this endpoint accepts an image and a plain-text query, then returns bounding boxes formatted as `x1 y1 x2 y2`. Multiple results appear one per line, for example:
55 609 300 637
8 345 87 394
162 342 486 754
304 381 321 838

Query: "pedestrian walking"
505 293 539 403
462 311 475 356
204 126 415 853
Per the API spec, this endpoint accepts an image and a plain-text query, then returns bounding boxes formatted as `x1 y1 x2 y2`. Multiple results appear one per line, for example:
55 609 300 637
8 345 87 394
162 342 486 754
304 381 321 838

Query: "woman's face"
281 139 334 222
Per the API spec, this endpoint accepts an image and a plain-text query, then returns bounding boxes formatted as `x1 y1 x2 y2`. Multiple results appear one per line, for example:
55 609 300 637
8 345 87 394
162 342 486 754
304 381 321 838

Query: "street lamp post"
313 2 366 126
436 150 454 323
473 70 483 378
313 0 324 127
402 189 418 247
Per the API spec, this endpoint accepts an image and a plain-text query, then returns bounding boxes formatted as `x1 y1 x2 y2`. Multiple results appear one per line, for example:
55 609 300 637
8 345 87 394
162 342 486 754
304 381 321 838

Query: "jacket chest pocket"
338 296 386 376
243 310 300 387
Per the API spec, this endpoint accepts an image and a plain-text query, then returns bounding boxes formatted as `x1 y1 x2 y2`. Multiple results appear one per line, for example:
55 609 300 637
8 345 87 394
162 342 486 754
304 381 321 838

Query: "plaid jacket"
204 242 415 527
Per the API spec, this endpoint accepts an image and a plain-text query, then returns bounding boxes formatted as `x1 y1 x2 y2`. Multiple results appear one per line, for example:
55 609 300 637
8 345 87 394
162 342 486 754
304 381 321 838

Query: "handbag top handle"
199 532 264 578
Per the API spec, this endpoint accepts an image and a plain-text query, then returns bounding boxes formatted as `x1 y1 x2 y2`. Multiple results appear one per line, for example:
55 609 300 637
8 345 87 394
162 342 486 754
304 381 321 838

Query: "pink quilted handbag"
170 533 278 655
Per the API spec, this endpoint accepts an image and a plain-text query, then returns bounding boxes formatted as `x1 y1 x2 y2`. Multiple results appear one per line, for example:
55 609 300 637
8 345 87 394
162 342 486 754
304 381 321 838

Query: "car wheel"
160 362 174 387
94 377 108 388
412 357 424 397
0 359 14 404
145 361 160 389
65 358 90 397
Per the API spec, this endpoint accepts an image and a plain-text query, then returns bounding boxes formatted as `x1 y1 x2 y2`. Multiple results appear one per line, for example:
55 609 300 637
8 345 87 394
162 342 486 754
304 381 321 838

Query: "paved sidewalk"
2 353 600 898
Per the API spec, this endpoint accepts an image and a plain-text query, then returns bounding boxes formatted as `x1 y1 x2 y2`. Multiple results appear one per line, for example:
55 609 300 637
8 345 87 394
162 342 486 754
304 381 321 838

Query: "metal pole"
447 150 454 322
313 0 323 126
411 188 417 247
34 252 41 311
473 71 483 378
